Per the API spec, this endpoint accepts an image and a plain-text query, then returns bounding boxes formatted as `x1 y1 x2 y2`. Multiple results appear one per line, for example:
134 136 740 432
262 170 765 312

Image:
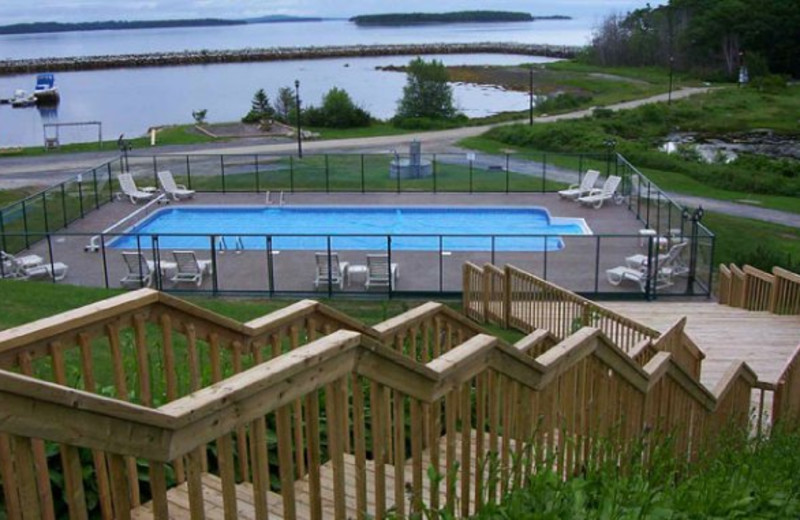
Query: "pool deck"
15 192 694 296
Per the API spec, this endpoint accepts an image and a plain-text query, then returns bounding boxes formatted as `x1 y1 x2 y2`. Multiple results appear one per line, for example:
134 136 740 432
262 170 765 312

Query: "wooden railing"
0 288 778 520
718 264 800 315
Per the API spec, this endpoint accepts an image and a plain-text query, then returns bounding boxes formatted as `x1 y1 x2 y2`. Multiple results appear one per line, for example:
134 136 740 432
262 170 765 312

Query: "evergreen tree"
274 86 295 123
242 88 274 124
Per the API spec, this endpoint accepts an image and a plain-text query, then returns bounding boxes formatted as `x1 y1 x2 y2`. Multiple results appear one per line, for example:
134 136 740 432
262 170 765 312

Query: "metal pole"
528 66 534 126
668 56 674 106
294 79 303 159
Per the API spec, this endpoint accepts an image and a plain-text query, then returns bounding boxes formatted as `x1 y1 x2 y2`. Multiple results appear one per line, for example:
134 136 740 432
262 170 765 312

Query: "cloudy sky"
1 1 662 25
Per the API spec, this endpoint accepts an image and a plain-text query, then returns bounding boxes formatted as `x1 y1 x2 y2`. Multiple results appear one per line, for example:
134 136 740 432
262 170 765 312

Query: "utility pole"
528 66 534 126
294 79 303 158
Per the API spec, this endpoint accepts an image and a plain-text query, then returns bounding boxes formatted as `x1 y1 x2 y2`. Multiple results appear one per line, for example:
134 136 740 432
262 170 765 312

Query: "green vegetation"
303 87 372 129
472 85 800 205
704 212 800 272
395 58 464 129
349 11 536 26
242 88 275 125
588 0 800 79
472 429 800 519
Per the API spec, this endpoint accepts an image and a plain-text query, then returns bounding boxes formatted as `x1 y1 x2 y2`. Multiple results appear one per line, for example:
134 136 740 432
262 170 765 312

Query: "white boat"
33 73 60 104
10 89 37 108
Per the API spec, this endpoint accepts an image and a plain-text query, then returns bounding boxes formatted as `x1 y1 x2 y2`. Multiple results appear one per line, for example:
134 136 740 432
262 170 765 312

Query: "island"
0 16 326 35
349 11 570 26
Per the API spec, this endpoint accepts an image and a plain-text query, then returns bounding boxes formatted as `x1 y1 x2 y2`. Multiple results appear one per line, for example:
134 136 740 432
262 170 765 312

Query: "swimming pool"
110 206 592 252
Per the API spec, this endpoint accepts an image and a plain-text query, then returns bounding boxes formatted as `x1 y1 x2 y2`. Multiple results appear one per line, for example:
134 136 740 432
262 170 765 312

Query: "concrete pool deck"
14 192 698 297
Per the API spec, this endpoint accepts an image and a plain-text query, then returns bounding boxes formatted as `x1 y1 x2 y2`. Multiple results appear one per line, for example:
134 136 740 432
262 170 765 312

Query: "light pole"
294 79 303 158
668 56 674 105
528 66 534 126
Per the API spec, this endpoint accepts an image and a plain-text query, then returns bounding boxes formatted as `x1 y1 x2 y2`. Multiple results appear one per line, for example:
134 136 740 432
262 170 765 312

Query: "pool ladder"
265 191 285 206
217 236 244 254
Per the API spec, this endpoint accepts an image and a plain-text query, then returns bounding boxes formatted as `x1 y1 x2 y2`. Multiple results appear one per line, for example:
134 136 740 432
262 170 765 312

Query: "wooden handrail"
717 264 800 315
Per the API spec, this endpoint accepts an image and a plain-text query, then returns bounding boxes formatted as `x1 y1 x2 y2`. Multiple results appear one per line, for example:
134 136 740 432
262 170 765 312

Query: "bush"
303 87 371 129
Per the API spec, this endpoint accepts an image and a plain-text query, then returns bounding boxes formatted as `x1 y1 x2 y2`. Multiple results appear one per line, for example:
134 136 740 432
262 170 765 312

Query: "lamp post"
528 66 534 126
294 79 303 158
668 56 674 106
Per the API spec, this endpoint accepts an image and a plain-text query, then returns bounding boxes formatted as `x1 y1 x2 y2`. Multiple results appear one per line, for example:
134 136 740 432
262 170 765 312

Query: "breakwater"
0 42 580 75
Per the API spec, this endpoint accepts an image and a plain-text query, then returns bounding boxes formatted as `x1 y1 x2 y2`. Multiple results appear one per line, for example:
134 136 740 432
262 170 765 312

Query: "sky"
0 1 663 25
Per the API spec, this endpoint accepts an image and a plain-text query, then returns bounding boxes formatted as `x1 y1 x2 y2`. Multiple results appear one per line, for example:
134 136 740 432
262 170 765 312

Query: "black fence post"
152 236 162 291
290 156 295 193
327 236 333 298
21 200 30 248
92 169 100 209
396 160 401 194
42 193 49 233
59 184 67 228
100 234 109 289
211 235 219 295
360 154 365 193
438 236 444 293
77 179 85 218
505 154 510 193
106 162 114 203
594 235 601 294
388 235 393 298
0 210 7 253
220 156 226 193
186 155 193 189
152 156 159 185
46 234 55 283
491 236 496 265
267 236 275 297
433 156 438 193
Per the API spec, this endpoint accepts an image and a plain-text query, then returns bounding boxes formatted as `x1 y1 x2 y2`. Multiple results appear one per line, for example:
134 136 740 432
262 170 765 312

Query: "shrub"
303 87 371 128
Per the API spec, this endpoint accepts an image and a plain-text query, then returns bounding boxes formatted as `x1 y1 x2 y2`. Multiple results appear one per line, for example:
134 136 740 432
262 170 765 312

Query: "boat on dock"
33 73 60 104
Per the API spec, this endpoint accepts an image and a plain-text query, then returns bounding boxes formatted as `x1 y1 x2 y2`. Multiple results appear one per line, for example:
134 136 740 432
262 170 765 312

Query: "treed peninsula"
349 11 569 26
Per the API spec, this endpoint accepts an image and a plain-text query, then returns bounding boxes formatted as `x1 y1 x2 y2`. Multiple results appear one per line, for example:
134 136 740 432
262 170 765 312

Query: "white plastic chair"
157 170 195 201
5 254 68 281
365 254 398 290
314 252 349 290
558 169 600 199
171 250 213 287
118 173 154 204
577 175 623 209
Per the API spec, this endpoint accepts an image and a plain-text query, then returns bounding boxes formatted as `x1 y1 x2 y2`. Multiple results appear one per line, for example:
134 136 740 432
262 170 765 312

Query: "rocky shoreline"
0 42 580 75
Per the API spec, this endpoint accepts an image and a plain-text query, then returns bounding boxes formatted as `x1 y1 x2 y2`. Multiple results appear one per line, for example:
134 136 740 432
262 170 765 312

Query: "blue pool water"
110 206 591 252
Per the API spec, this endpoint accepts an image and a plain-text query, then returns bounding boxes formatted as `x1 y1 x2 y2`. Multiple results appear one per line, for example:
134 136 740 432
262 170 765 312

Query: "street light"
668 56 674 106
528 66 534 126
294 79 303 158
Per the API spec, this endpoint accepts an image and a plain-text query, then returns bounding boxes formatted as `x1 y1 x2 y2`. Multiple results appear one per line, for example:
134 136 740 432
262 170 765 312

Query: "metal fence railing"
0 151 714 299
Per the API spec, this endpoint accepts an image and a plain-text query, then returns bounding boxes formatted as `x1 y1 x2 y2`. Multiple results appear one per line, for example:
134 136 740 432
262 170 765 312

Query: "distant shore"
0 42 580 75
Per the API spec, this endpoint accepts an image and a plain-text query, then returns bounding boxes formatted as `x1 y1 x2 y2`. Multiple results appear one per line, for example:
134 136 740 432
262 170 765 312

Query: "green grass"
306 122 417 140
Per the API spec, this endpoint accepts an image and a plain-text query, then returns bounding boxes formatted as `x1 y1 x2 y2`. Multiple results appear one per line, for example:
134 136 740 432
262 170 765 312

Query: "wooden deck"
604 301 800 388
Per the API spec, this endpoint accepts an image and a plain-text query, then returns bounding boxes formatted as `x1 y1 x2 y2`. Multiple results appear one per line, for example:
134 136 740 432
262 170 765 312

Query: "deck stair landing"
604 302 800 388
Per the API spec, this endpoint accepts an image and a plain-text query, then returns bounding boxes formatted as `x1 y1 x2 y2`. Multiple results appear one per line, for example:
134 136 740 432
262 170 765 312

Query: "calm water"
0 19 593 60
111 206 589 251
0 19 594 148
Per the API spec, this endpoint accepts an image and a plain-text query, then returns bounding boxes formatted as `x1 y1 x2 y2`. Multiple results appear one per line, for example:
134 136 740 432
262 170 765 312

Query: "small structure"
389 140 432 179
42 121 102 151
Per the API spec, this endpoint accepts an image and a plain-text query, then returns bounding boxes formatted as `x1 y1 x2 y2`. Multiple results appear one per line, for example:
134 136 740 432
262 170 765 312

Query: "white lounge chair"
1 251 43 276
314 252 349 290
577 175 623 209
157 170 195 201
121 252 175 288
558 169 600 199
118 173 155 204
625 241 689 275
365 254 398 290
3 254 68 281
607 241 688 292
171 250 213 287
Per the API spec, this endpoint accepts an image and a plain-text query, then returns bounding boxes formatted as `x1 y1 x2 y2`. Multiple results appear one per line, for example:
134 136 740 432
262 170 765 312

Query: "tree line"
587 0 800 79
0 19 244 35
349 11 534 26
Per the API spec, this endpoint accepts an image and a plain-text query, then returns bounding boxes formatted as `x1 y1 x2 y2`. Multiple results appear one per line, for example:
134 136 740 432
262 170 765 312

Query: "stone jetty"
0 42 580 75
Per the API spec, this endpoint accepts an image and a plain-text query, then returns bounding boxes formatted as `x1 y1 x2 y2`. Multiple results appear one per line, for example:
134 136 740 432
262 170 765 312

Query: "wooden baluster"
185 323 209 474
148 462 169 520
305 388 322 520
445 389 457 514
393 389 406 518
186 447 206 520
11 435 44 520
232 340 250 483
158 315 186 483
500 375 512 496
272 333 296 520
372 382 387 520
78 333 115 519
107 453 132 520
0 433 21 520
487 370 499 505
250 345 271 520
460 382 472 518
49 341 89 520
289 325 306 479
352 374 367 520
209 333 240 520
428 397 441 510
106 323 140 506
17 352 56 520
329 378 348 520
410 398 423 515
